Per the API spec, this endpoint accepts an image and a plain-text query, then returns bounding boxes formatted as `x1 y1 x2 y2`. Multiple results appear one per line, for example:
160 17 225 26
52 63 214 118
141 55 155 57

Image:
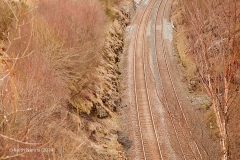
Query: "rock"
115 57 120 62
97 107 109 119
90 103 109 119
101 98 107 104
109 98 122 112
110 103 117 111
121 105 126 108
114 100 120 106
117 131 132 150
112 106 117 112
188 77 200 92
103 144 108 148
89 131 97 142
112 81 117 86
116 70 121 75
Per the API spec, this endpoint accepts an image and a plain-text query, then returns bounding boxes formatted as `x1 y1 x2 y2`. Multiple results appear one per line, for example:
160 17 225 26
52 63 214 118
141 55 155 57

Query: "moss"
174 30 197 82
100 0 119 5
105 7 116 21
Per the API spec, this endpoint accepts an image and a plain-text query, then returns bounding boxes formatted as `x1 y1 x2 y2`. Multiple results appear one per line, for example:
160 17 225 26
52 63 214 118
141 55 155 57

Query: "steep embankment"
0 0 133 159
72 1 134 159
42 0 133 159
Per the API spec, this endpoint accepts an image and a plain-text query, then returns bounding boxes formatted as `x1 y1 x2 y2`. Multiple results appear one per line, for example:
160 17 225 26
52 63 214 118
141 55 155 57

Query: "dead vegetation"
35 0 108 115
0 0 130 159
171 0 240 159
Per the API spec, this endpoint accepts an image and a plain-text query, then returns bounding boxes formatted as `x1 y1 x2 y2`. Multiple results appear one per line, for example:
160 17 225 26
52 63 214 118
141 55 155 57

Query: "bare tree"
181 0 239 159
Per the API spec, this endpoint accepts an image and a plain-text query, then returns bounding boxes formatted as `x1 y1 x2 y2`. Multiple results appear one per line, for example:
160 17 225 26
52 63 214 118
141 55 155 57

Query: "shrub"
0 0 111 158
35 0 108 114
37 0 106 47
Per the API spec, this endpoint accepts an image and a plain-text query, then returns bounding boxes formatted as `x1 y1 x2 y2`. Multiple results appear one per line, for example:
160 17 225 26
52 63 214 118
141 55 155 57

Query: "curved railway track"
153 0 204 159
131 0 209 159
133 0 163 159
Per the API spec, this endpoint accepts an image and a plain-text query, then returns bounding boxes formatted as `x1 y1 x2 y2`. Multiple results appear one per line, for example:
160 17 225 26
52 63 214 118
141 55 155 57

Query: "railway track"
133 0 163 159
153 0 205 159
131 0 209 159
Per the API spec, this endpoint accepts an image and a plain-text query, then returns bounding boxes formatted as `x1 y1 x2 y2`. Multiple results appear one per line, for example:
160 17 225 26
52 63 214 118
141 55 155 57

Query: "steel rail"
133 0 164 159
152 0 187 159
154 0 204 159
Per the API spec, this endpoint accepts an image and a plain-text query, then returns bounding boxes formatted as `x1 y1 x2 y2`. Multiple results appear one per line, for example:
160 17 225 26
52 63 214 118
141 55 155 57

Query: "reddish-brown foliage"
0 0 108 159
37 0 106 47
181 0 240 159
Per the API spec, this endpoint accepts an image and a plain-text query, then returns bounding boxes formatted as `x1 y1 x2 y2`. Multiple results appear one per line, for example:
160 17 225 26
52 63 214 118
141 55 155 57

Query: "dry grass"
35 0 107 114
37 0 106 47
0 0 119 159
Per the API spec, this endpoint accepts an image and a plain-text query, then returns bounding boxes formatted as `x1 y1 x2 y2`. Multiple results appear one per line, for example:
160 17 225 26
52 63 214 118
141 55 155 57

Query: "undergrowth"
173 0 240 159
0 0 110 159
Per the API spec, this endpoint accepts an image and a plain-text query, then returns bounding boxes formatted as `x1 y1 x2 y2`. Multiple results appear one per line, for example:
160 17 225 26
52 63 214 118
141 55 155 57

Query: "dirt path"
121 0 214 159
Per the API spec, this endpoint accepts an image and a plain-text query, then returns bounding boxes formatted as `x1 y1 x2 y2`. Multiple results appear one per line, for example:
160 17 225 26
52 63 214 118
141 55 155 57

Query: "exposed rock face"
69 2 131 119
77 2 133 159
96 5 131 118
90 103 109 119
117 131 133 150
